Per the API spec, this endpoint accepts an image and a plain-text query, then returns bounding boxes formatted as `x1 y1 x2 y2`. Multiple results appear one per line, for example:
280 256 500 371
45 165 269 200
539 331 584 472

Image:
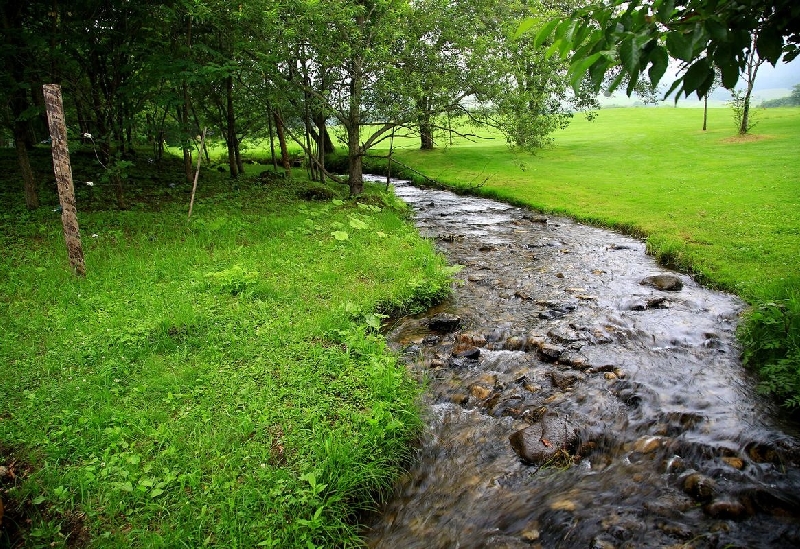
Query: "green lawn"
0 165 451 547
373 106 800 407
379 107 800 301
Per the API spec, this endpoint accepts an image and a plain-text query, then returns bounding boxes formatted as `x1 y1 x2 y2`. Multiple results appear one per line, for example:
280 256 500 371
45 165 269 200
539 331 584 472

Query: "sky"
751 56 800 90
600 55 800 107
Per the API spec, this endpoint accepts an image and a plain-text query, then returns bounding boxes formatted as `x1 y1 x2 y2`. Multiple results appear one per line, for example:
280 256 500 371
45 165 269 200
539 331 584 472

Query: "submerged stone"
428 313 461 333
640 274 683 292
509 416 577 465
682 472 716 502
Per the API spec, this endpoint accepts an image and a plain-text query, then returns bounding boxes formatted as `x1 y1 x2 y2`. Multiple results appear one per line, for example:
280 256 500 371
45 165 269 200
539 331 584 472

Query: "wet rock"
682 472 716 502
455 332 487 347
503 336 526 351
647 296 670 309
722 456 745 470
662 455 687 473
590 540 615 549
523 214 548 224
558 352 590 369
428 313 461 333
539 343 565 361
509 416 577 465
640 274 683 292
422 334 440 346
740 487 800 518
524 335 547 352
745 442 781 464
703 498 751 521
469 384 493 401
550 499 576 512
403 344 422 356
549 371 581 390
657 520 693 540
604 372 618 380
520 406 548 422
632 436 666 454
453 345 480 360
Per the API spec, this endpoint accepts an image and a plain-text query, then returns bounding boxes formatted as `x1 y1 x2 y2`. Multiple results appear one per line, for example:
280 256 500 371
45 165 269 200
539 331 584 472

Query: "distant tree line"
760 84 800 108
1 0 597 206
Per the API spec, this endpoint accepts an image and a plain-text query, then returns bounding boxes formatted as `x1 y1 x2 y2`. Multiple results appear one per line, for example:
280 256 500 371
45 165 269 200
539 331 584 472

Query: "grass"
0 154 452 547
376 107 800 300
369 107 800 406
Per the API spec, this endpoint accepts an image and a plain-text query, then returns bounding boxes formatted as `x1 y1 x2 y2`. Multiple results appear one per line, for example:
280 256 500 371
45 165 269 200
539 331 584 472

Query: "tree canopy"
530 0 800 99
2 0 597 200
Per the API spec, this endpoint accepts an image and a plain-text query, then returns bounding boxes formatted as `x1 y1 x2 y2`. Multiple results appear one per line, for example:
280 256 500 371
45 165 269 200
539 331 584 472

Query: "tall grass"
0 166 451 547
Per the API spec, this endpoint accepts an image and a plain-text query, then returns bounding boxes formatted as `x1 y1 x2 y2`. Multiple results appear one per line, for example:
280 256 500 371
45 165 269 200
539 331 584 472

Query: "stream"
363 176 800 549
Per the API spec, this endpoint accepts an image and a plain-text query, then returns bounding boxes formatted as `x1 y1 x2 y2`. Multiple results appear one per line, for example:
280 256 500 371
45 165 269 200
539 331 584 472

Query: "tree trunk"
15 137 38 210
739 88 752 135
348 129 363 196
235 137 244 175
739 34 763 135
315 114 335 154
180 86 193 184
266 98 278 171
273 110 291 174
418 97 434 150
225 74 238 178
703 95 708 131
43 84 85 277
347 37 364 195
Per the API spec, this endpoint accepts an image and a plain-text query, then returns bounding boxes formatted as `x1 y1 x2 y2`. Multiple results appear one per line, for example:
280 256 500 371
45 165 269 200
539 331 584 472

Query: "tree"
735 32 765 134
0 1 49 209
531 0 800 100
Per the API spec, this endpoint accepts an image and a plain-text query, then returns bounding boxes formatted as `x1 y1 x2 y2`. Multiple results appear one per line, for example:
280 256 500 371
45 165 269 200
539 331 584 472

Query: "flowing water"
363 176 800 549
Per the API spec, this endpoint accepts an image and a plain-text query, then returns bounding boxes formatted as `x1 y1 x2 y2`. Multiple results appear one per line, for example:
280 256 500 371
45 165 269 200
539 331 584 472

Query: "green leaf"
589 57 608 90
625 69 640 96
569 51 607 93
619 34 649 73
756 25 783 65
656 0 675 24
515 17 538 39
666 31 693 62
544 40 562 60
534 18 560 48
648 45 669 85
719 60 740 89
682 57 711 95
331 199 344 206
705 18 728 42
349 218 368 230
662 77 683 101
331 231 349 241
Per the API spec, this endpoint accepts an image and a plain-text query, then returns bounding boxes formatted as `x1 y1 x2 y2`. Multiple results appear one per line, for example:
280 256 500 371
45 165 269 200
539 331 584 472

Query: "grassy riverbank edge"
365 107 800 409
0 159 452 547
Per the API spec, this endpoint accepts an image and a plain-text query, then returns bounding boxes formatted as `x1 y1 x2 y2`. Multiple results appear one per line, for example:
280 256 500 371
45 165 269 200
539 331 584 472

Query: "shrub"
738 282 800 408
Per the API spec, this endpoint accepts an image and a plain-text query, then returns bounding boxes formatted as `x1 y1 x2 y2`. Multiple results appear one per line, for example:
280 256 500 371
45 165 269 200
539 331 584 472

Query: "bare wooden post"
188 127 207 219
43 84 86 277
